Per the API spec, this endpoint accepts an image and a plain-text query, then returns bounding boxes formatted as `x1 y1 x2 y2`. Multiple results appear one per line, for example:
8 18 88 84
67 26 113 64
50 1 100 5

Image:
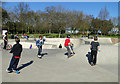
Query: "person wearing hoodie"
6 38 22 73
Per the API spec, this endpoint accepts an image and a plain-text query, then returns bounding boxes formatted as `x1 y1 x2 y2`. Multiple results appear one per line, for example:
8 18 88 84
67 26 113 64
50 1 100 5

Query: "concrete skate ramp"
1 38 118 82
98 38 113 45
44 38 83 48
7 38 83 49
114 42 120 46
0 37 114 49
82 37 113 45
2 42 118 82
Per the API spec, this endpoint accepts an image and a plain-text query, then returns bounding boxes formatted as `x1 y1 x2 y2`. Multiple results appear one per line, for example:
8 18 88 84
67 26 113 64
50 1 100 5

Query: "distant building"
65 27 79 33
108 27 119 34
2 30 7 35
98 29 101 34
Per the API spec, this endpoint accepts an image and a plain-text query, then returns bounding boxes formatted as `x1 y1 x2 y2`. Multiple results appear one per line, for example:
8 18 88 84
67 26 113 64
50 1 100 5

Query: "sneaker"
91 62 94 66
38 55 42 58
12 70 17 73
6 69 12 73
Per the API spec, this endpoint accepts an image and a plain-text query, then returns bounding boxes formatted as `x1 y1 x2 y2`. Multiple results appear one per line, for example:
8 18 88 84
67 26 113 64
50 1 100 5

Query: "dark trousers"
37 45 42 55
91 50 97 65
8 56 20 71
3 40 7 49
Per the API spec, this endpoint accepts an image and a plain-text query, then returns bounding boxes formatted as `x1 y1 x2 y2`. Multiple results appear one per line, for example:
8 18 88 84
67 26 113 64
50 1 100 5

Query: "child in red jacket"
64 35 72 57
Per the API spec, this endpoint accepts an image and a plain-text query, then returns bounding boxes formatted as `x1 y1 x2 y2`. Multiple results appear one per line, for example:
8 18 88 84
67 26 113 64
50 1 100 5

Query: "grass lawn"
0 33 120 39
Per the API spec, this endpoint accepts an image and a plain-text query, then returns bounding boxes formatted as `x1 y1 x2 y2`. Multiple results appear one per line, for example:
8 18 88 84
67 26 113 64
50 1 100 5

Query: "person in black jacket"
6 38 22 73
90 36 100 66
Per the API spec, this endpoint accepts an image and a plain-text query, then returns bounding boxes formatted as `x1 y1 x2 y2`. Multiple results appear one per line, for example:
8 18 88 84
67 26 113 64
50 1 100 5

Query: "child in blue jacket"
36 35 44 58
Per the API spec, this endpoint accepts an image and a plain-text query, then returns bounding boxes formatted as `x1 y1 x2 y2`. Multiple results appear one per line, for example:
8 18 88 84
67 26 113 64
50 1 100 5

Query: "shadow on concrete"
38 53 48 59
64 52 74 58
86 52 91 64
64 52 68 55
17 60 34 71
68 55 74 58
41 53 48 56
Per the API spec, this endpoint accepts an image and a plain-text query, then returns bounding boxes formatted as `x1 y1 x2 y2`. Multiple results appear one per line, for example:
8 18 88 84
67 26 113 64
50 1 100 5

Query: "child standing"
36 35 44 58
90 36 100 66
6 38 22 73
3 32 8 50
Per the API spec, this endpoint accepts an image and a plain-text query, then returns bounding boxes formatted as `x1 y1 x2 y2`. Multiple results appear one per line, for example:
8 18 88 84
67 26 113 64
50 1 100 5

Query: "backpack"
59 44 62 48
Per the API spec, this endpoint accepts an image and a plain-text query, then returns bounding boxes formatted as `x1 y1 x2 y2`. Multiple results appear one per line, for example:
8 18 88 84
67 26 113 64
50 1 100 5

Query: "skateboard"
70 44 75 55
8 70 20 74
29 44 32 49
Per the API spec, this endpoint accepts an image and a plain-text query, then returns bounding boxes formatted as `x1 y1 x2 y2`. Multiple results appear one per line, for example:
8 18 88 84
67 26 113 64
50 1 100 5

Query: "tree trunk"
49 29 51 34
22 28 23 34
8 26 9 33
15 26 16 34
35 29 37 34
101 33 102 36
34 29 36 34
22 22 23 34
32 28 34 34
59 30 61 38
71 29 73 34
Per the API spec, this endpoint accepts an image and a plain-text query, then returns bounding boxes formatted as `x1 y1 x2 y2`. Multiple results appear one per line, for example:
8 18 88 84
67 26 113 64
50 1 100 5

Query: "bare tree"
14 2 30 33
45 6 56 34
55 6 68 37
111 17 118 27
98 6 109 20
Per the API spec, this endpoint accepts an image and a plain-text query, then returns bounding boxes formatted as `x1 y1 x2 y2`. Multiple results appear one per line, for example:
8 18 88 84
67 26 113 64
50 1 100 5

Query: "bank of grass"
92 35 120 38
0 33 120 39
31 34 120 38
29 33 82 38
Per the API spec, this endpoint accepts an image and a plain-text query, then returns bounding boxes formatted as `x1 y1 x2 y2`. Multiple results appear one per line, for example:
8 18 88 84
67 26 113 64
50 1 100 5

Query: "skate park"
0 37 118 82
1 1 119 83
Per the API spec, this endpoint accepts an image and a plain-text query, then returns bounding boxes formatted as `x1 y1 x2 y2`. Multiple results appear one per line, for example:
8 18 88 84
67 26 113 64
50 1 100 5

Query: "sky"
3 2 118 18
2 0 120 2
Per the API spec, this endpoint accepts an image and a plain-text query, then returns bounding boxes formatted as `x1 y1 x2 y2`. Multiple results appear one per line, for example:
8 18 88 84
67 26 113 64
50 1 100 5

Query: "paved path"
0 50 2 83
2 43 118 82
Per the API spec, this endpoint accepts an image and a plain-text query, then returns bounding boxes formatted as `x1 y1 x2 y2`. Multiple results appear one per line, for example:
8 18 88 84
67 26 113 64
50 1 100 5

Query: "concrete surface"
82 37 113 45
0 38 82 49
0 37 113 49
1 38 118 82
0 48 2 83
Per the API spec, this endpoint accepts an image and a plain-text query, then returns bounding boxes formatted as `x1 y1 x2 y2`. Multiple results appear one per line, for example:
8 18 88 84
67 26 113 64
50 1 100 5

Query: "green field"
0 33 120 39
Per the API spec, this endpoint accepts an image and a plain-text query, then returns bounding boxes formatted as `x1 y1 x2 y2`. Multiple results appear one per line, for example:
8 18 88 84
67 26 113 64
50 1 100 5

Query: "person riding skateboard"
64 35 73 58
36 35 45 58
